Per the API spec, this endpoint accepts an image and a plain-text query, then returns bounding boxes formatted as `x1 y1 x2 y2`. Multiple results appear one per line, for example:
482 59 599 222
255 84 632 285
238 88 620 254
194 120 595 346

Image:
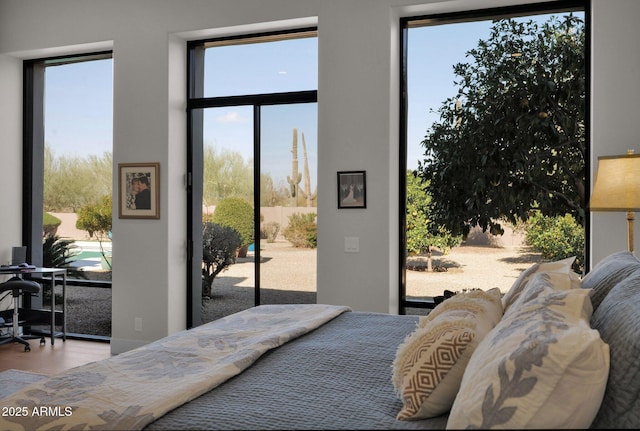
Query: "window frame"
398 0 590 314
22 51 113 341
23 50 113 278
186 28 318 328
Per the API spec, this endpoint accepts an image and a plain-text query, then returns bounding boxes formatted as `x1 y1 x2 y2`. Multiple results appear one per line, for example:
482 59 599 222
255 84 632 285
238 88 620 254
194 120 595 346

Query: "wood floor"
0 337 111 376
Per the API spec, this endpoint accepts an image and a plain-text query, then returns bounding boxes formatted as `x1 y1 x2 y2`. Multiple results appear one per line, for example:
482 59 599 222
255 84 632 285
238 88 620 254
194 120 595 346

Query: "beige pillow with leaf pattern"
501 256 580 313
448 274 609 429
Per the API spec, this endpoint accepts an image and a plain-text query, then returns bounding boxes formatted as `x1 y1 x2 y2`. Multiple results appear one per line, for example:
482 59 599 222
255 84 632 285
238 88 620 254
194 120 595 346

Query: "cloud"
216 111 246 124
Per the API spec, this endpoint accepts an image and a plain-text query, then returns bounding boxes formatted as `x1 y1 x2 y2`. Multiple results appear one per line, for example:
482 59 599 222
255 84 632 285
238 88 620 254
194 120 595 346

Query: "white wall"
0 0 637 354
0 53 23 270
590 0 640 263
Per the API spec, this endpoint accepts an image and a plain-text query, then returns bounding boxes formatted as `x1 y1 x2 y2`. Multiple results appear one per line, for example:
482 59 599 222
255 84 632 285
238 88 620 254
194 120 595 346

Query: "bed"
2 250 640 430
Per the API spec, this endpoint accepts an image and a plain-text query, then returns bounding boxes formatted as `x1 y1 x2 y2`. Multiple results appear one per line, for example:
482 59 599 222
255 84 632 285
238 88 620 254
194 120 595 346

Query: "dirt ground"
64 240 542 336
211 240 541 297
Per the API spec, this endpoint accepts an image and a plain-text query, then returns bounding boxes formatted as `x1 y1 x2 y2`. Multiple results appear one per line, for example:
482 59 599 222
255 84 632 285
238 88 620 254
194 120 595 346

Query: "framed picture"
337 171 366 209
118 162 160 219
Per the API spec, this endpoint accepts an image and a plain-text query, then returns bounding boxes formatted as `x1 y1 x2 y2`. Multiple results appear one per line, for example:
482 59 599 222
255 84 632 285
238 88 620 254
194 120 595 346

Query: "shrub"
212 197 254 247
43 212 62 237
75 195 113 270
405 172 462 257
283 212 317 248
261 221 280 243
524 212 585 273
76 195 112 239
201 222 243 299
42 234 86 279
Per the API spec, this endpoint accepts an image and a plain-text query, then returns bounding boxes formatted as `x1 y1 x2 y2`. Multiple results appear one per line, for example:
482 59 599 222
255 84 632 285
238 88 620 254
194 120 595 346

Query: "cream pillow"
447 283 609 429
392 288 503 420
501 256 580 313
505 271 593 320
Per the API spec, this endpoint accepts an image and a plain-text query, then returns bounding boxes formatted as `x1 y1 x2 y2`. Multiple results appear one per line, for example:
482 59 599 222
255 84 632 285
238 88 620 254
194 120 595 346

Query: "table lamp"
589 149 640 253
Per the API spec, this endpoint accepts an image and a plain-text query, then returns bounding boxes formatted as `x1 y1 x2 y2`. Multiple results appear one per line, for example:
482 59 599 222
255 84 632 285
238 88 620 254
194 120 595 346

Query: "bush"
261 221 280 243
201 222 243 299
43 212 62 237
75 195 113 270
283 212 317 248
42 234 86 279
212 197 254 247
76 195 112 239
524 212 585 273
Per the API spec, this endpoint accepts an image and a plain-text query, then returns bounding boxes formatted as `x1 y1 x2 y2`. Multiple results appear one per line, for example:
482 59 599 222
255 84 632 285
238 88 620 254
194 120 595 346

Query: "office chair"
0 276 45 351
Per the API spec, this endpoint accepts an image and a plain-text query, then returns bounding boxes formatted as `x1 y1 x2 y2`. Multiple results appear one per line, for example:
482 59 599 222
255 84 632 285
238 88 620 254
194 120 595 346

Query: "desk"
0 267 67 345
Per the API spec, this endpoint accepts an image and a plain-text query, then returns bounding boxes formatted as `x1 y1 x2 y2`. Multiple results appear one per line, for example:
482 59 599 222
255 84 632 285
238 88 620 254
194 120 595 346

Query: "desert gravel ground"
62 240 542 337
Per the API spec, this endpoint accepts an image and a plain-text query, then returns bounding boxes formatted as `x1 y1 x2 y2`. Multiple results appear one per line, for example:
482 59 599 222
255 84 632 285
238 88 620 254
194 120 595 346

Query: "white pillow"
392 288 503 420
447 281 609 429
501 256 579 313
505 271 593 320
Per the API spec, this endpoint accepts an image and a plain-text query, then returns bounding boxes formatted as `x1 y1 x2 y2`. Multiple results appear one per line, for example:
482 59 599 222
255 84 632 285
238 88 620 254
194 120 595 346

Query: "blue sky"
43 11 579 184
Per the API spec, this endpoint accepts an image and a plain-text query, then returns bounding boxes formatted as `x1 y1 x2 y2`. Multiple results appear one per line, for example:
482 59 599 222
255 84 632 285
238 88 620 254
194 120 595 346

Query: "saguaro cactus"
287 128 302 204
299 132 317 207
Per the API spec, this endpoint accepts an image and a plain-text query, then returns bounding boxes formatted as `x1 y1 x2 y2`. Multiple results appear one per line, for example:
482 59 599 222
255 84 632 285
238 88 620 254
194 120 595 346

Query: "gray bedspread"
146 311 449 430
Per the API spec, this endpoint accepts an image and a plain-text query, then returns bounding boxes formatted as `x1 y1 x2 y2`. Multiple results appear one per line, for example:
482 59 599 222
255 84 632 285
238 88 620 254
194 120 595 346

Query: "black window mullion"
186 44 205 328
188 90 317 110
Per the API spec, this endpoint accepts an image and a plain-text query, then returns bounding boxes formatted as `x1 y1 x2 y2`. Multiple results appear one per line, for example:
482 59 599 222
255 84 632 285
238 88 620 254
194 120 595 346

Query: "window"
24 52 113 339
400 1 587 314
187 29 318 327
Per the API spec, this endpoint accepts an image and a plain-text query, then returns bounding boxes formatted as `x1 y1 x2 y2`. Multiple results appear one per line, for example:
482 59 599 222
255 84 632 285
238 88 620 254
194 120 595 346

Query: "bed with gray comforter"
146 310 448 430
2 250 640 430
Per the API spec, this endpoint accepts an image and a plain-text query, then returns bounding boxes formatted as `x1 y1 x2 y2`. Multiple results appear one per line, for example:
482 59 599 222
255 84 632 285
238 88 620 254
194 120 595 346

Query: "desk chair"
0 276 45 351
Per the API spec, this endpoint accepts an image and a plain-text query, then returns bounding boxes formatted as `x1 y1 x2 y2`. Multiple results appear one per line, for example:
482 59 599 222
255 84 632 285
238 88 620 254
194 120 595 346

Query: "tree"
201 222 243 299
43 145 112 212
75 195 113 269
416 14 585 238
406 171 462 271
202 145 253 206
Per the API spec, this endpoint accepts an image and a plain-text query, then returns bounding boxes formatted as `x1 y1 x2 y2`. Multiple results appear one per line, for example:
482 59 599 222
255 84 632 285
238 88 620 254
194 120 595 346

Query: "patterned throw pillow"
581 250 640 311
447 276 609 429
392 288 503 420
501 256 579 313
504 271 593 321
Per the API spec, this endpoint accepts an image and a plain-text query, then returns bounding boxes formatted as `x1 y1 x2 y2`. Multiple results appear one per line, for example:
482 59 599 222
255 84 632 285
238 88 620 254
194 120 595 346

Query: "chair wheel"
40 337 45 345
24 345 30 352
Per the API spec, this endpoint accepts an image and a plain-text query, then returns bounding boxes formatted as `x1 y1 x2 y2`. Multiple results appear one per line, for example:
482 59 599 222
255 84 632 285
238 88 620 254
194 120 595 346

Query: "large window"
24 52 113 339
187 29 318 327
400 1 587 314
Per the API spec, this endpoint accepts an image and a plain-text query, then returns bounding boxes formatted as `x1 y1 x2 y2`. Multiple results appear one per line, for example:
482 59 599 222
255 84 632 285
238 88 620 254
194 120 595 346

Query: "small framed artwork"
118 162 160 219
337 170 366 209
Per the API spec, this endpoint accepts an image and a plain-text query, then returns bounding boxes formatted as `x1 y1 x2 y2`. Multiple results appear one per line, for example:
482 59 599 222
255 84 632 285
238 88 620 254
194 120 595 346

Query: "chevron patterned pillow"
392 288 503 420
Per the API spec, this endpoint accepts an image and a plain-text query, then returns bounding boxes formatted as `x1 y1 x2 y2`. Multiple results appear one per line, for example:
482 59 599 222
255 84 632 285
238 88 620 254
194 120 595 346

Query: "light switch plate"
344 236 359 253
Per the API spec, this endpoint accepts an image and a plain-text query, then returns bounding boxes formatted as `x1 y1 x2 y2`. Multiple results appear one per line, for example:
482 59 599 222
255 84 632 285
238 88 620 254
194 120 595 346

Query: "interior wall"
0 0 636 354
0 53 23 272
589 0 640 265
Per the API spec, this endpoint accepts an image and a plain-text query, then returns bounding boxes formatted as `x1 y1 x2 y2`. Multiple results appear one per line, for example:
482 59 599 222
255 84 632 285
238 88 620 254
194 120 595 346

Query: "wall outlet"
134 317 142 332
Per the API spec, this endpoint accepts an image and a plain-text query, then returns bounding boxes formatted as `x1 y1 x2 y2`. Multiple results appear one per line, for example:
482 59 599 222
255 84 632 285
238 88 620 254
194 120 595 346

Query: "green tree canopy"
416 14 585 237
406 171 462 261
212 197 254 247
44 145 112 212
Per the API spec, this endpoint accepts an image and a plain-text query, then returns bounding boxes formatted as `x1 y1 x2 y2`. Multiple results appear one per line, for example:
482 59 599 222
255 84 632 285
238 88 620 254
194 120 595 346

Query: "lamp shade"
590 153 640 211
